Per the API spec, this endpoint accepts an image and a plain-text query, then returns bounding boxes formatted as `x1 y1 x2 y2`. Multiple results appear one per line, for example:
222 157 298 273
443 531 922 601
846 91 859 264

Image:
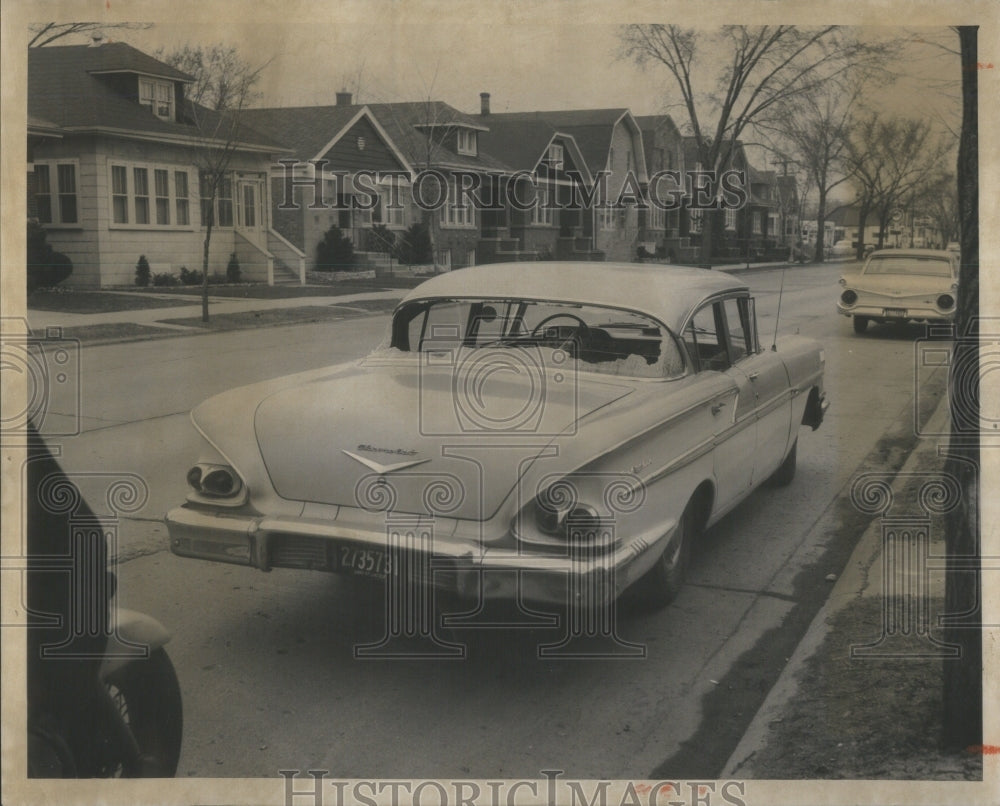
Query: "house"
634 114 691 261
775 174 800 246
475 100 600 263
242 99 416 272
248 93 512 271
480 106 648 262
678 137 788 261
28 41 291 287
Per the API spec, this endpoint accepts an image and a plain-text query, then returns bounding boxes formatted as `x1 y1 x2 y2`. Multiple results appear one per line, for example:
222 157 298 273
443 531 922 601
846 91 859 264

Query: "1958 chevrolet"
166 263 827 610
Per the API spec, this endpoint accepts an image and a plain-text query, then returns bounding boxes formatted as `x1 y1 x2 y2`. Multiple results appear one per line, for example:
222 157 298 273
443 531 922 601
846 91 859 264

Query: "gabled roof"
484 109 637 176
80 41 194 82
634 114 682 173
366 102 508 172
242 105 413 173
476 118 591 181
28 43 284 152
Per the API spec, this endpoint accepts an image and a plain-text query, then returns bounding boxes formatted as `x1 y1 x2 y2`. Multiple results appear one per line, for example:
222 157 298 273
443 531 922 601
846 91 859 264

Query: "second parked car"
837 248 959 334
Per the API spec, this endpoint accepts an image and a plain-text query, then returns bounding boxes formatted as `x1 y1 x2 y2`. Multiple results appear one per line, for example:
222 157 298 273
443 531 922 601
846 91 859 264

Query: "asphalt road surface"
31 261 945 779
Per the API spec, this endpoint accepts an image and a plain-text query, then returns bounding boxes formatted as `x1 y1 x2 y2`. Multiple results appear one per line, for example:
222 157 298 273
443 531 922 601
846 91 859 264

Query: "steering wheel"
531 313 590 353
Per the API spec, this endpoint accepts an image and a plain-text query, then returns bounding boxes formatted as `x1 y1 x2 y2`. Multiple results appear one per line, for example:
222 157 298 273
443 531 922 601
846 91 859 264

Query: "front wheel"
101 648 183 777
853 315 869 334
632 500 697 610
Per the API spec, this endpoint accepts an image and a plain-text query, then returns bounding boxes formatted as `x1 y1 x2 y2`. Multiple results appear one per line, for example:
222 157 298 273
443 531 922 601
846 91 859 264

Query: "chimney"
480 92 490 116
336 91 353 106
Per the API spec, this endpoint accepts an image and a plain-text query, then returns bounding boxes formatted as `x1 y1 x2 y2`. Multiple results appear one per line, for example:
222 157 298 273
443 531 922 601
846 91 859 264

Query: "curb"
721 388 952 778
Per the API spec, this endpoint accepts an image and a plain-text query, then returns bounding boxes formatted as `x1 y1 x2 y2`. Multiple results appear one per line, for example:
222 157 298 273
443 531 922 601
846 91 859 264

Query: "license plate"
335 543 390 577
883 307 907 318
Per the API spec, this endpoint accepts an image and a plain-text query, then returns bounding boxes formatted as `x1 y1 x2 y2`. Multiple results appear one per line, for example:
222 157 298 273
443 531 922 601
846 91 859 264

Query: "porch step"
272 257 302 285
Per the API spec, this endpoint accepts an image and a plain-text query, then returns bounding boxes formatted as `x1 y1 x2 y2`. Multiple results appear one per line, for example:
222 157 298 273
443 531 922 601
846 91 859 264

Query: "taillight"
186 462 243 497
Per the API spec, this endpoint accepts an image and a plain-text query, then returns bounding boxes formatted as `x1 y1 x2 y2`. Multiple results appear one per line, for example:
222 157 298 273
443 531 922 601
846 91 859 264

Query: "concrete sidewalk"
722 389 953 777
26 289 404 332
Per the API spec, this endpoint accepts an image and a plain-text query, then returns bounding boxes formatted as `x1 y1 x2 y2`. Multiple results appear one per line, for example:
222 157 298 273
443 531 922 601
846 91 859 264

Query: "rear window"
388 298 685 379
863 255 954 277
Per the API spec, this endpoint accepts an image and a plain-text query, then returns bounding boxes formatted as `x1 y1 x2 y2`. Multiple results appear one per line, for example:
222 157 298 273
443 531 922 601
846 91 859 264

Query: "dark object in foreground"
26 430 182 777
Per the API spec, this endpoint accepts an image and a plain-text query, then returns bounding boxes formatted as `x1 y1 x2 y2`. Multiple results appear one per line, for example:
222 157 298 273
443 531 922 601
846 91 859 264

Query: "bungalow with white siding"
28 41 292 287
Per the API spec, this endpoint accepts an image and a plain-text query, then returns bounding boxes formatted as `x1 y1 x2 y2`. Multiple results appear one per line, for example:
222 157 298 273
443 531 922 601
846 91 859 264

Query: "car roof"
398 262 748 332
867 248 955 258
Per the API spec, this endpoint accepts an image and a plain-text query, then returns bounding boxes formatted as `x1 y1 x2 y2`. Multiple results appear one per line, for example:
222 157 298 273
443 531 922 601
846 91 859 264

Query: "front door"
235 176 265 246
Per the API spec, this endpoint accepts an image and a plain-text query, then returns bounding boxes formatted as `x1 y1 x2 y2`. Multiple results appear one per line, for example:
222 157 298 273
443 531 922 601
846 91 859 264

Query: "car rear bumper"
165 504 674 606
837 302 955 322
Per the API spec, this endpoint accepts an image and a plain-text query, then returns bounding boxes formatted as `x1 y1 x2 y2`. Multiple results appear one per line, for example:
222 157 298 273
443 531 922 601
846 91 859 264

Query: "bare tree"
159 44 266 321
758 84 859 261
941 24 980 753
620 25 892 260
912 170 959 247
28 22 153 48
843 114 945 256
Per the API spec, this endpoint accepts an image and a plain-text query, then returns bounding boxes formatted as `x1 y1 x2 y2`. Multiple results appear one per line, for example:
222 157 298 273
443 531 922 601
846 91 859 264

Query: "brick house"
242 99 416 272
479 107 648 262
634 114 692 261
475 97 601 263
28 41 290 287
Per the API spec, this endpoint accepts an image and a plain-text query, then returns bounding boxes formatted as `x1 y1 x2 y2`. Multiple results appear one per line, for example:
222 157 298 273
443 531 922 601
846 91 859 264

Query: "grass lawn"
27 289 194 314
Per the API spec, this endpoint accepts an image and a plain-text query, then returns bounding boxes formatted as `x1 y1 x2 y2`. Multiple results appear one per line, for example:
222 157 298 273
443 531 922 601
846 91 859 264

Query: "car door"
683 300 755 515
720 296 793 485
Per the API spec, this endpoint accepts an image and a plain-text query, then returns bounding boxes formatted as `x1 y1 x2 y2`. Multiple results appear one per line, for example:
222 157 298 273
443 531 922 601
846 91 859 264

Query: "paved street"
31 260 945 779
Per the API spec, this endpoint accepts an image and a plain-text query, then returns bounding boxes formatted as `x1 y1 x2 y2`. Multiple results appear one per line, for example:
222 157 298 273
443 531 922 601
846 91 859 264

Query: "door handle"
711 402 726 415
748 371 760 381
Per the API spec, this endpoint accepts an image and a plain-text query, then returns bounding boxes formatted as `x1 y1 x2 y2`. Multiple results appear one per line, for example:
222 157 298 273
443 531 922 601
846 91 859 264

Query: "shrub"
366 224 395 254
135 255 151 287
152 272 178 287
396 222 433 266
179 266 203 285
315 225 355 271
27 221 73 292
226 253 241 283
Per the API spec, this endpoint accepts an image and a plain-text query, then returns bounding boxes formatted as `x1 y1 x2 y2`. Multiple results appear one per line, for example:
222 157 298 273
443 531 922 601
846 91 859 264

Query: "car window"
391 298 685 379
863 255 954 277
722 297 749 363
685 303 730 372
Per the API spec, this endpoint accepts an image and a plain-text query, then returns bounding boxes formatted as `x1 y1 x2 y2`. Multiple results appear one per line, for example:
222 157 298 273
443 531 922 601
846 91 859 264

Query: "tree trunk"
855 203 871 260
201 220 214 323
941 24 981 752
814 188 828 263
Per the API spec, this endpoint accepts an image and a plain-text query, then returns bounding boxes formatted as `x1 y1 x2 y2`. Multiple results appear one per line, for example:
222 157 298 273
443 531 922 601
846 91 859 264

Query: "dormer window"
139 78 174 121
545 143 564 170
456 129 477 156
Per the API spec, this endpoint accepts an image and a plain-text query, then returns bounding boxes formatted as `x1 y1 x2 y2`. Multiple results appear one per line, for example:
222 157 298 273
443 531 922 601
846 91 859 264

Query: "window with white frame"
139 78 174 121
34 161 79 225
456 129 477 156
599 203 616 231
531 183 554 226
752 211 762 235
768 212 779 236
689 208 703 234
546 143 564 170
724 206 736 230
374 177 405 228
109 161 195 228
443 174 473 227
649 203 665 231
200 172 233 228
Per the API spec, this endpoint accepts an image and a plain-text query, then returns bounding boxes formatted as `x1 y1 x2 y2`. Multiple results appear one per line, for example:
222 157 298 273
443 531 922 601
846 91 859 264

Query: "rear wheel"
853 315 869 334
769 439 798 487
633 500 697 609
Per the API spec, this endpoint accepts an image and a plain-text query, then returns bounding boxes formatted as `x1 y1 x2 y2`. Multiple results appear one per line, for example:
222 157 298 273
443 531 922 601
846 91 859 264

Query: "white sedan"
166 263 828 611
837 248 959 334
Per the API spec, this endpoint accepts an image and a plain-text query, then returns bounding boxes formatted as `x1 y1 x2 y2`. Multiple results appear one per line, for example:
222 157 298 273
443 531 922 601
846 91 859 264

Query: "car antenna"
771 265 787 352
